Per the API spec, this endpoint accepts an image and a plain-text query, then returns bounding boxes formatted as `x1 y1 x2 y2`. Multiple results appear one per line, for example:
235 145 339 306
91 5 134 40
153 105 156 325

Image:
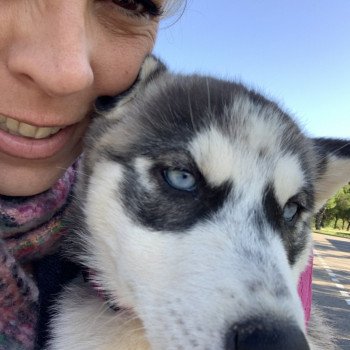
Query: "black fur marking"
263 184 283 232
102 149 130 167
262 184 310 265
288 221 310 265
120 160 232 232
94 95 120 112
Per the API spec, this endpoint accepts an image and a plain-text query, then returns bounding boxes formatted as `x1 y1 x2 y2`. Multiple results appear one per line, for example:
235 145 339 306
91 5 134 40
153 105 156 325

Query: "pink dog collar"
297 255 313 326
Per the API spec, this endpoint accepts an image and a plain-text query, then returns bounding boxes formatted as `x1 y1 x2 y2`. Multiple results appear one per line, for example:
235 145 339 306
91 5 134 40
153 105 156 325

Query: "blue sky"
154 0 350 139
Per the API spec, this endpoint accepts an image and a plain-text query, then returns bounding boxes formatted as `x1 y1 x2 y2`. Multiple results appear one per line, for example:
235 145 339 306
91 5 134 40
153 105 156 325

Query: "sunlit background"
154 0 350 139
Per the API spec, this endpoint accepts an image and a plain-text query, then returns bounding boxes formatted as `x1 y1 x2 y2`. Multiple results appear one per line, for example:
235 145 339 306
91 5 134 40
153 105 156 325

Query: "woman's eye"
163 169 197 192
283 202 299 222
111 0 162 17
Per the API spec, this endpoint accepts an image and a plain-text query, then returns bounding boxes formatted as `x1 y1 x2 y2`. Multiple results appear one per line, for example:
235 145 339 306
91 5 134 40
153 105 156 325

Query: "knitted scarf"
0 165 77 350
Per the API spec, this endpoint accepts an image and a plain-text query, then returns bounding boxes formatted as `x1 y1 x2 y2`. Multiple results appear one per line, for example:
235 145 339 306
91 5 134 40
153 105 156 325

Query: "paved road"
312 233 350 350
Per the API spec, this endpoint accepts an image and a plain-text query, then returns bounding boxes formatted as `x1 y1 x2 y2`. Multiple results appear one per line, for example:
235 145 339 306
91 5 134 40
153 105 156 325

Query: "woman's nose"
7 6 94 97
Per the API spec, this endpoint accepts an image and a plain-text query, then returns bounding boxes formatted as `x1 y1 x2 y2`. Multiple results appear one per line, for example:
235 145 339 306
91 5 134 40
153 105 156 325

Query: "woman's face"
0 0 162 196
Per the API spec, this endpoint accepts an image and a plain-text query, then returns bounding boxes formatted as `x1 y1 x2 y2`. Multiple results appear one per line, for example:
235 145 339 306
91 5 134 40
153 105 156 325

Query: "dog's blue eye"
163 169 197 191
283 202 299 222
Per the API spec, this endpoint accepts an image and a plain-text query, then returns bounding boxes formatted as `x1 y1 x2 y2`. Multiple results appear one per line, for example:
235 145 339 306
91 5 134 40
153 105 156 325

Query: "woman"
0 1 180 349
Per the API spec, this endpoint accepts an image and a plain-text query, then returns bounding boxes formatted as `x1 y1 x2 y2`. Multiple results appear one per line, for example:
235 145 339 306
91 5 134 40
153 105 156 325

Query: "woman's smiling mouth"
0 113 87 160
0 114 63 139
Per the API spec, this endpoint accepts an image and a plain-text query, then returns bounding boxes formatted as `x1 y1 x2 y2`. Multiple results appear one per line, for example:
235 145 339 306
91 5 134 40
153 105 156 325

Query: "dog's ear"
313 138 350 211
94 55 167 114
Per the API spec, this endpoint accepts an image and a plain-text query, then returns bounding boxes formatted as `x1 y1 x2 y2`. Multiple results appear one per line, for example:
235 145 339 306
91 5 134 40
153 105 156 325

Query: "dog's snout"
225 319 310 350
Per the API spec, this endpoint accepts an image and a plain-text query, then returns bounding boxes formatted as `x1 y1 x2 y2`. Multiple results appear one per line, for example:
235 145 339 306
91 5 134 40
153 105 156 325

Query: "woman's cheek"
89 14 159 96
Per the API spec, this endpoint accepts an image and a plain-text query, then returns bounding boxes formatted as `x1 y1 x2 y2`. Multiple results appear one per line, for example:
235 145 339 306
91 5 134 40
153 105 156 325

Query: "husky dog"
47 56 350 350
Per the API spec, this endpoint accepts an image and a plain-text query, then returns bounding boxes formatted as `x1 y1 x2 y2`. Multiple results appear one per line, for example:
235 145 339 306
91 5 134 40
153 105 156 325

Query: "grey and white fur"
47 56 350 350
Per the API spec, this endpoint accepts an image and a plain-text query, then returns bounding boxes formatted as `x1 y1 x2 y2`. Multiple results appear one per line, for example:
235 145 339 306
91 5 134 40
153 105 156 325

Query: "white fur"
274 154 304 206
134 157 156 192
48 279 150 350
189 127 237 186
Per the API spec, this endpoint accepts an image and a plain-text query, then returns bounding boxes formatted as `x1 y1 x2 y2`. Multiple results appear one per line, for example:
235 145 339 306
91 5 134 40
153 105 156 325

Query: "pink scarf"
298 256 313 326
0 165 77 350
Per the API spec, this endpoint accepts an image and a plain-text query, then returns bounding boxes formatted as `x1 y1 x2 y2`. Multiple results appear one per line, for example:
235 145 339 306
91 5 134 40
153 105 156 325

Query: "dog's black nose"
225 319 310 350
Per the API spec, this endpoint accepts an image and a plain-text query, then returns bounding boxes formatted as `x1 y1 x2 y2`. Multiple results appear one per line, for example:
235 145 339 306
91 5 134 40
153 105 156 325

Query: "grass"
313 227 350 239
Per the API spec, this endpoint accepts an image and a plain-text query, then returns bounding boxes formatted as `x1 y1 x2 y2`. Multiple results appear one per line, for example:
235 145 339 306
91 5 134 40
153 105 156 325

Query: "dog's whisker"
119 324 147 343
82 302 112 334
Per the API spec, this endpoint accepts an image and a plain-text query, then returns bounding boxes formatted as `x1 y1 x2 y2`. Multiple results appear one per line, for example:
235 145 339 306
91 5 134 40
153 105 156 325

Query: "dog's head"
70 56 350 350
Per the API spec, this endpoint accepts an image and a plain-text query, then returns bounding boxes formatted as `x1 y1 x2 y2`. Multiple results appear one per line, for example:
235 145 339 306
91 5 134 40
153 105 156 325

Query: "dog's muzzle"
225 318 310 350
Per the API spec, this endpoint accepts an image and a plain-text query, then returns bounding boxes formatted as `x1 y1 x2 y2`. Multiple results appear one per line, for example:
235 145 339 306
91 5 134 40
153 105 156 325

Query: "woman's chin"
0 155 79 196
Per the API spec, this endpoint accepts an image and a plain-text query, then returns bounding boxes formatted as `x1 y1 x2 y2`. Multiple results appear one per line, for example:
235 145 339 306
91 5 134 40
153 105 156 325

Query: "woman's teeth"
0 115 62 139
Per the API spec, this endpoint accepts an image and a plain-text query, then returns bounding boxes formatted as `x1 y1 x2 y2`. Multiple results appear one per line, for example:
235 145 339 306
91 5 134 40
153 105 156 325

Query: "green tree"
318 183 350 230
335 192 350 229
